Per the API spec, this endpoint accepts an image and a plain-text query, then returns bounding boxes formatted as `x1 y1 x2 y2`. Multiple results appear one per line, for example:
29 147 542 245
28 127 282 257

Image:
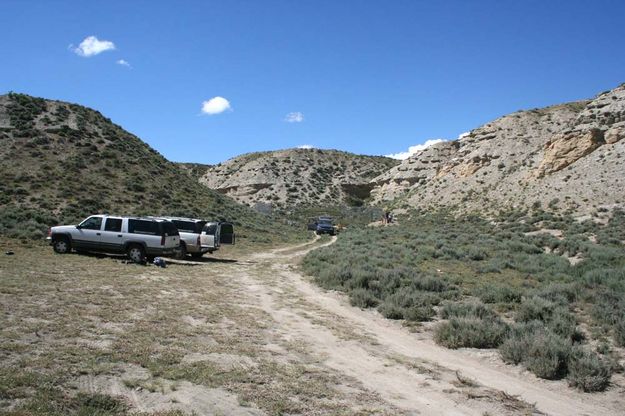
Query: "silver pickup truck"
156 217 235 259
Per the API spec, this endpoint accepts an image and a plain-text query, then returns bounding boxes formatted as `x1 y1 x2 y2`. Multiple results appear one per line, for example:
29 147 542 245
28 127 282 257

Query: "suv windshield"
318 219 332 226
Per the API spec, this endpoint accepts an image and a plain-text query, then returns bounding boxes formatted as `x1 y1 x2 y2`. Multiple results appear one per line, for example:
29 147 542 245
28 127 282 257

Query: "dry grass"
0 240 395 415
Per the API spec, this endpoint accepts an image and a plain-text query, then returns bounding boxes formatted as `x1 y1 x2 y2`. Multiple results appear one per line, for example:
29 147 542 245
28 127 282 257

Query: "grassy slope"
302 209 625 389
0 93 305 245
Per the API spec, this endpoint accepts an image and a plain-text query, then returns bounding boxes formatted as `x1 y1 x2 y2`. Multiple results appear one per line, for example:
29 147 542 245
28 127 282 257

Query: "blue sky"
1 1 624 164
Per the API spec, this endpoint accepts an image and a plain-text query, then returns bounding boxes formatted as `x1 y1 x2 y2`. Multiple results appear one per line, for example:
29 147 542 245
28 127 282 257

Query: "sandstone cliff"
371 83 625 214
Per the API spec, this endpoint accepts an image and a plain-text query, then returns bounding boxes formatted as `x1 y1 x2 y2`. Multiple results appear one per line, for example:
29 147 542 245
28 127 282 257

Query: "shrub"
404 305 435 322
534 283 579 304
349 288 379 308
547 307 581 341
412 275 451 292
614 314 625 347
525 331 571 380
377 303 404 320
516 297 556 322
439 301 496 320
473 284 522 304
434 318 508 349
499 321 545 365
567 346 612 392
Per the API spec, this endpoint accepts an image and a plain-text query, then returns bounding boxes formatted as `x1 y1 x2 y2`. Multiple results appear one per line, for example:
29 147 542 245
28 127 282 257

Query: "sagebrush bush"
404 305 435 322
377 303 404 320
525 331 571 380
349 288 379 308
547 307 580 341
439 301 495 320
534 283 579 304
412 275 452 292
434 317 508 349
567 346 612 392
473 284 522 304
516 296 556 322
499 321 545 365
614 315 625 347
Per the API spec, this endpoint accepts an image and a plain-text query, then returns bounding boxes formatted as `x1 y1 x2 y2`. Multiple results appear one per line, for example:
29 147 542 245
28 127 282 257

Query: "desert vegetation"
302 208 625 391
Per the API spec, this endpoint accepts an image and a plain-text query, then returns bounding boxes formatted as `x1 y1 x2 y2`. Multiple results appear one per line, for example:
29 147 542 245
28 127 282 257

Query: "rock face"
198 148 399 209
371 83 625 214
534 129 605 177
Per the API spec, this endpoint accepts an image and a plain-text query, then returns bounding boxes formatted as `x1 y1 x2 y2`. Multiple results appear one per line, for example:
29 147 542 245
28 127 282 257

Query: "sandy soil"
234 236 625 416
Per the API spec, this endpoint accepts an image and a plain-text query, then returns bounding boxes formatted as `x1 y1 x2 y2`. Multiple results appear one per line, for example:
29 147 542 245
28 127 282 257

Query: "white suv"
47 215 180 263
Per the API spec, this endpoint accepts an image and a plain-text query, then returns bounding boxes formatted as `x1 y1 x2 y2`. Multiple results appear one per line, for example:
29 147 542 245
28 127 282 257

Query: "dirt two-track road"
235 237 624 416
2 236 624 415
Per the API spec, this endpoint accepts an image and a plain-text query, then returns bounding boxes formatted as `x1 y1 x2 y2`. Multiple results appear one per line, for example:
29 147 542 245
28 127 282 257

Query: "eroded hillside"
371 83 625 214
198 148 399 210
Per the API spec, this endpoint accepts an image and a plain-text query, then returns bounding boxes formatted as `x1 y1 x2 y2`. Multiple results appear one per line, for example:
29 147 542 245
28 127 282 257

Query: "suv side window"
104 218 122 232
128 219 158 235
203 223 217 235
172 220 196 233
79 217 102 230
162 222 179 236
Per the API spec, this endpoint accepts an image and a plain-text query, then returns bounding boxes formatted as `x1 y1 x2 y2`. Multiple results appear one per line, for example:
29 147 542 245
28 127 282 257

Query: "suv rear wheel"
176 242 187 259
53 237 71 254
127 244 146 264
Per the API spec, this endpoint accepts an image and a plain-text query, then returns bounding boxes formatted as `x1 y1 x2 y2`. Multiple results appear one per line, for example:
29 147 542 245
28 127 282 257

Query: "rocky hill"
371 83 625 214
198 148 399 210
0 93 300 242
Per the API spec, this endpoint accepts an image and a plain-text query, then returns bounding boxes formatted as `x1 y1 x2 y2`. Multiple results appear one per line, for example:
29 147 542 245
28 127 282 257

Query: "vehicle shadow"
181 256 238 264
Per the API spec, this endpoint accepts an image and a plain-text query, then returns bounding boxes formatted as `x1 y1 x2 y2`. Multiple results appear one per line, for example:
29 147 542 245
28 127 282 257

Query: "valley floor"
1 238 624 415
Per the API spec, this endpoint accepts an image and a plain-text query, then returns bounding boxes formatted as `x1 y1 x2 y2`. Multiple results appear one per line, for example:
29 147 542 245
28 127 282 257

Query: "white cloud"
116 59 131 68
71 36 116 57
285 112 304 123
386 139 446 160
298 144 314 149
201 97 232 115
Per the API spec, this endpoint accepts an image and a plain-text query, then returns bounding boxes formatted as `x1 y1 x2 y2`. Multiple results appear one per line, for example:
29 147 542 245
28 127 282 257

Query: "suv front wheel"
53 237 71 254
127 244 146 264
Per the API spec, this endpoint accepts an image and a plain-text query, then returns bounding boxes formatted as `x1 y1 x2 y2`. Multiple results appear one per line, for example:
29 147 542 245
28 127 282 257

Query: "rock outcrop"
371 83 625 214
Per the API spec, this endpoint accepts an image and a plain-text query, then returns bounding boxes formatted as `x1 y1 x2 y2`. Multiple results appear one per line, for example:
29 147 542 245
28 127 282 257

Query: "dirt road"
235 236 624 416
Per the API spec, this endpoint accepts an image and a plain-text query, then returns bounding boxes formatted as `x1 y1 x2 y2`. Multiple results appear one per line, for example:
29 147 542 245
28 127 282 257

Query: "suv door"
100 217 124 252
73 216 104 250
200 222 219 249
219 222 235 245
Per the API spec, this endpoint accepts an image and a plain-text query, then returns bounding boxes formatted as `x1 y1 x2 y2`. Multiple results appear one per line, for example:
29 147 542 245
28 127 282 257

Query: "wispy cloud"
285 112 304 123
116 59 131 68
201 97 232 115
386 139 446 160
71 36 116 57
297 144 314 149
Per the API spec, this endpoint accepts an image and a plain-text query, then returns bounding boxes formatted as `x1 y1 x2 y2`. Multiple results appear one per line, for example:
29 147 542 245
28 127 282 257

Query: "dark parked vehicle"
307 216 336 235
